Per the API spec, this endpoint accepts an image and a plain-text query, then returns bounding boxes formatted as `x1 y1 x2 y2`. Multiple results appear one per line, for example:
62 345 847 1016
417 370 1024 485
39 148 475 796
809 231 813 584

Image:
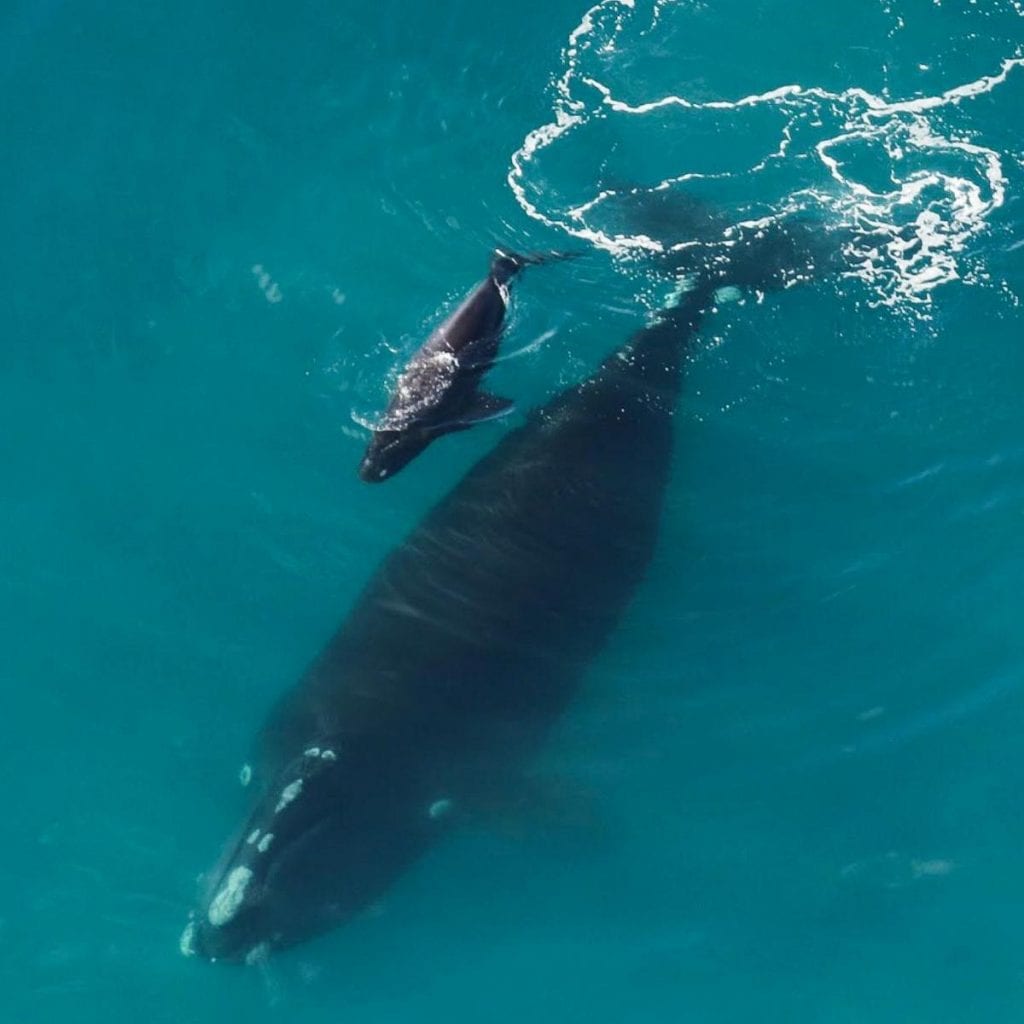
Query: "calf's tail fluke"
490 247 585 284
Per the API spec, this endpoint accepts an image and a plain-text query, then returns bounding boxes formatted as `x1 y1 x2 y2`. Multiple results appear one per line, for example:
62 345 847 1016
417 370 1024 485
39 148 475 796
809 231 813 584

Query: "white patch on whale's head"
275 779 303 813
358 423 435 484
257 833 274 854
207 866 254 928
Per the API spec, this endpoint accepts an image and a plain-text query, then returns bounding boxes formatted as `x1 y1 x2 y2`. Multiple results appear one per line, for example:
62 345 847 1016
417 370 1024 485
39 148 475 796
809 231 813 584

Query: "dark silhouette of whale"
358 249 573 483
181 214 828 963
182 287 711 963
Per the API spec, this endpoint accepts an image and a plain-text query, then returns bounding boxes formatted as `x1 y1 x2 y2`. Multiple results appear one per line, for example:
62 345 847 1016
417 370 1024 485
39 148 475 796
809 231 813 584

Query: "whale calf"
183 216 823 963
358 249 572 483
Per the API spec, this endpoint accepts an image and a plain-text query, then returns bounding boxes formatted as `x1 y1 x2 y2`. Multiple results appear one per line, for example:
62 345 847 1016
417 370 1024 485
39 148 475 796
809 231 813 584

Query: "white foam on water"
508 0 1024 312
498 327 559 361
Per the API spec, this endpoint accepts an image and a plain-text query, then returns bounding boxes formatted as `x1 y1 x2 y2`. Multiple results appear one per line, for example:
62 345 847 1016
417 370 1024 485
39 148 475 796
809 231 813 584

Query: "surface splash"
509 0 1024 313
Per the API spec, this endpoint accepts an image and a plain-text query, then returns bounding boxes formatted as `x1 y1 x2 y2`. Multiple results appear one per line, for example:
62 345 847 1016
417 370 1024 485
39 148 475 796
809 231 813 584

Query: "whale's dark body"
183 281 712 963
182 202 834 962
358 251 526 483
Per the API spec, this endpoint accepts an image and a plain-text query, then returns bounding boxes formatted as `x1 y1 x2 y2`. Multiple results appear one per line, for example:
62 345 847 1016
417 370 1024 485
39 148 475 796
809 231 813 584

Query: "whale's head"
181 745 435 963
358 428 431 483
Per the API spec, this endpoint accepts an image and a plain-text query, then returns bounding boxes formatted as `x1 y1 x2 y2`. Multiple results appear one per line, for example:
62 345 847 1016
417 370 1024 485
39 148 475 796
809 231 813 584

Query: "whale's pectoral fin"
428 391 516 436
458 391 515 426
430 393 514 438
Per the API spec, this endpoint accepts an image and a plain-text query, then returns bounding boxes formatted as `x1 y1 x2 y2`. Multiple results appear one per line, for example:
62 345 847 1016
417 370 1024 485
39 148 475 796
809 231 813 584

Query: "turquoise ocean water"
4 0 1024 1019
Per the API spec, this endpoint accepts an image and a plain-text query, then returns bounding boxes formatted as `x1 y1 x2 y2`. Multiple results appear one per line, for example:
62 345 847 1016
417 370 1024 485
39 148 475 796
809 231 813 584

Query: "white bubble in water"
179 919 197 957
428 798 454 820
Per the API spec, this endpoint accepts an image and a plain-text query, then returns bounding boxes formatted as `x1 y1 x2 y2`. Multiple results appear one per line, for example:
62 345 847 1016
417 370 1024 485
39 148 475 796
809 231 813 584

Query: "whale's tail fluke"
490 247 584 284
599 186 864 300
605 203 843 407
662 214 852 297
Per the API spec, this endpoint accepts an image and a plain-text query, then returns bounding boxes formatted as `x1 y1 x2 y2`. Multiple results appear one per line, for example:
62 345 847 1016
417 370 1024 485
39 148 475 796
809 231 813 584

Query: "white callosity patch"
275 779 304 813
207 866 254 928
246 829 261 845
257 833 274 854
508 0 1024 312
301 745 338 761
239 764 252 787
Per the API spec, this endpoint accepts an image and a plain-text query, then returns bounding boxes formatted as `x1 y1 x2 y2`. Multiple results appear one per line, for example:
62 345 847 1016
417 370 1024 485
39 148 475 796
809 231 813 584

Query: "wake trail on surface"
509 0 1024 313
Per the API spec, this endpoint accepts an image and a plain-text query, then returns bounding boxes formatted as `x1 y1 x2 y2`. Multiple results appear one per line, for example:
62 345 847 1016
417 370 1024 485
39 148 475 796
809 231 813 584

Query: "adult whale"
181 218 820 962
182 283 709 962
